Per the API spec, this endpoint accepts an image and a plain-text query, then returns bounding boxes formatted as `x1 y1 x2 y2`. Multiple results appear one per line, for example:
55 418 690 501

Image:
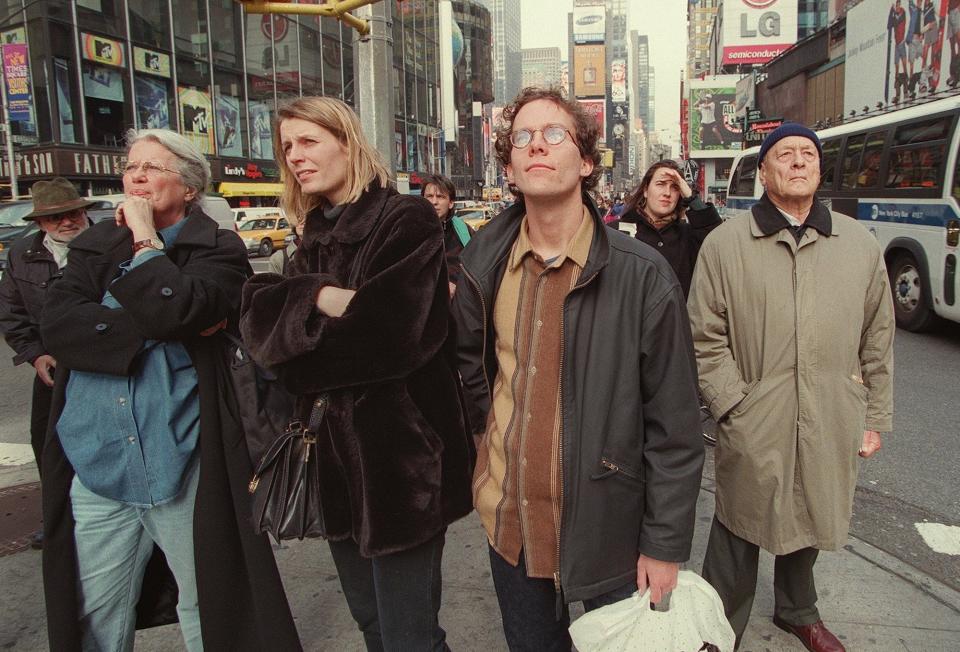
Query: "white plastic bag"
568 570 735 652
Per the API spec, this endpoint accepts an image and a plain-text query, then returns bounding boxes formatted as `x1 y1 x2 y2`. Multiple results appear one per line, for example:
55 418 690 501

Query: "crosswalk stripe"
0 443 35 467
914 523 960 556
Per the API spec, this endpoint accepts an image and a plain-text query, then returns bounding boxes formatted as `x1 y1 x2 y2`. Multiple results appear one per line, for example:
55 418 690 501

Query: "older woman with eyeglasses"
39 129 300 651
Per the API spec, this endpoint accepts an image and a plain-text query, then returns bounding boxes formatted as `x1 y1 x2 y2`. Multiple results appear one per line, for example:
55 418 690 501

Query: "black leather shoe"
773 617 845 652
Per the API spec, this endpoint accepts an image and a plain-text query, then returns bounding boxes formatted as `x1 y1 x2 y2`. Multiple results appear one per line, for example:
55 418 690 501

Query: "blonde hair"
273 97 391 222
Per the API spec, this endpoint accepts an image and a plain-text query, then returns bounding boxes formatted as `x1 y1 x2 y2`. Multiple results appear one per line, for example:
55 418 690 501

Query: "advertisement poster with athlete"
845 0 958 113
687 76 742 158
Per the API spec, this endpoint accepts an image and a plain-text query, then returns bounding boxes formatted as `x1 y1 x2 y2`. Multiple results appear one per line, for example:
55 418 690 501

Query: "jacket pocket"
725 378 762 421
847 374 869 403
590 457 644 486
354 383 444 461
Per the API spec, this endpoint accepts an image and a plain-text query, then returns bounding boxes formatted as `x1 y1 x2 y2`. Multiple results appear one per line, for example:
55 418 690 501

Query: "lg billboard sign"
722 0 798 66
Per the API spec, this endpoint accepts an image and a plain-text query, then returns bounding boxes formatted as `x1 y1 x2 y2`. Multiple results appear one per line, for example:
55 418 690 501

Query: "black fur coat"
239 183 474 556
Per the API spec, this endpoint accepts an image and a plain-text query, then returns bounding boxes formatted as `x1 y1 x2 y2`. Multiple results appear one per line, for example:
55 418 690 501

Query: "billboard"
133 47 170 78
721 0 798 65
688 76 743 158
574 44 605 98
578 99 606 146
178 86 214 155
573 2 606 44
81 33 125 67
611 58 627 102
844 0 958 113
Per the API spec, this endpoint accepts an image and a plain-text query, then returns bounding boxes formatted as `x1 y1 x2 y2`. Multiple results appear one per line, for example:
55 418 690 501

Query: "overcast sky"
519 0 687 149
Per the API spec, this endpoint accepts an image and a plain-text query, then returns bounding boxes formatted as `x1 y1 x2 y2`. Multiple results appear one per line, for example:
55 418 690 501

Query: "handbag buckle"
285 420 303 434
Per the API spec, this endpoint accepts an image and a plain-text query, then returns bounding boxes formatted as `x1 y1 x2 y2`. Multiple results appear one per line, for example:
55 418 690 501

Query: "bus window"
885 144 946 189
819 138 842 189
733 155 757 196
840 134 866 190
855 131 887 189
893 116 951 146
954 146 960 201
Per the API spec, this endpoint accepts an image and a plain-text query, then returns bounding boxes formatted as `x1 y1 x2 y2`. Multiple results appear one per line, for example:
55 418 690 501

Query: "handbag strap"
249 395 329 491
305 394 329 433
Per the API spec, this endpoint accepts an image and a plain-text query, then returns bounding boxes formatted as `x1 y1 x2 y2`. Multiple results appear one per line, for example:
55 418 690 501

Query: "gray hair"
124 128 210 204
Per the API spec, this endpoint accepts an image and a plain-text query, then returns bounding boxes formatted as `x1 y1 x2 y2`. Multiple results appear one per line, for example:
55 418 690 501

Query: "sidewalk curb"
697 478 960 618
841 536 960 615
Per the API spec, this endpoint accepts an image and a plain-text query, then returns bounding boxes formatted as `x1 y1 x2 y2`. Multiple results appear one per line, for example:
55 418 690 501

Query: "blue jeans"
328 530 448 652
70 459 201 652
488 545 636 652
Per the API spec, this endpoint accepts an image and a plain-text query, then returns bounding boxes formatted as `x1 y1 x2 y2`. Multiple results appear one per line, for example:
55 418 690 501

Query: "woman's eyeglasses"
122 160 182 176
509 125 577 150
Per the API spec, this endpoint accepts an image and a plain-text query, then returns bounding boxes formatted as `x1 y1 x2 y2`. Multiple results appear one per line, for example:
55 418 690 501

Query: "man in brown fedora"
0 178 93 546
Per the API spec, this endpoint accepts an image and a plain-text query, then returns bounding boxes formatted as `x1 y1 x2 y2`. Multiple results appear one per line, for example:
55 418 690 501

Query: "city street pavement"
1 453 958 651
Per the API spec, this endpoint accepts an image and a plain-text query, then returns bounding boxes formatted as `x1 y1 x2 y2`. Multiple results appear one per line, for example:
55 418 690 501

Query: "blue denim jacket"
58 219 200 507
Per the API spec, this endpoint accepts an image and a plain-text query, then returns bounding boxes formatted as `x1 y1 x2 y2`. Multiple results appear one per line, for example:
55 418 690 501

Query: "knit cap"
757 122 822 165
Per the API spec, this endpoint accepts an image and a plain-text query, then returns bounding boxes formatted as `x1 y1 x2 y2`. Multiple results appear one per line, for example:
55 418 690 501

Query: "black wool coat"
39 209 302 651
615 200 722 298
0 229 62 365
240 183 475 557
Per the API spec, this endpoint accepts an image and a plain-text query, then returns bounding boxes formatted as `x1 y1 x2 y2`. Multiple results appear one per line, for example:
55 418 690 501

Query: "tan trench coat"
688 204 894 555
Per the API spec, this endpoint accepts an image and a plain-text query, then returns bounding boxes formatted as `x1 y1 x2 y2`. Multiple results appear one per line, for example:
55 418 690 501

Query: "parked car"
454 205 495 231
0 201 37 274
237 214 290 256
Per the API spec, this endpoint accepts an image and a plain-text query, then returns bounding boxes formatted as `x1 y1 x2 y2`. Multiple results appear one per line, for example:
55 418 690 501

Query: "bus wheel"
258 239 273 257
889 253 935 331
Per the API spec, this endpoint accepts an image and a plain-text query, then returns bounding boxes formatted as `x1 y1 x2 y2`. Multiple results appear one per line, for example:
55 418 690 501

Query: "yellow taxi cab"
237 214 290 257
454 205 495 231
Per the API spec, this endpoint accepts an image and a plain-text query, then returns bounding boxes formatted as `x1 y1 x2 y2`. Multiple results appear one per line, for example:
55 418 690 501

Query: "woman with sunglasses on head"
39 128 300 651
617 160 722 298
240 97 474 652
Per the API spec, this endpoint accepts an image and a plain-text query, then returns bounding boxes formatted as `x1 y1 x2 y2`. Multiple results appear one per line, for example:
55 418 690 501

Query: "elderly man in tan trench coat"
688 123 894 652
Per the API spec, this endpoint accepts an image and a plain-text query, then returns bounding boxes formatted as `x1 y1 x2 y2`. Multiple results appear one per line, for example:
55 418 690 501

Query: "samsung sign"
721 0 797 65
573 5 605 44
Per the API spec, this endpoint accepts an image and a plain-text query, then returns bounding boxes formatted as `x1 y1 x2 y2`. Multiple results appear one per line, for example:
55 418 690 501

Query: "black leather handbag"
247 394 329 542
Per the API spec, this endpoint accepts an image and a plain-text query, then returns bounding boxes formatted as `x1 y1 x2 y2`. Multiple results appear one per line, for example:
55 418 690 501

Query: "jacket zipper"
554 269 600 601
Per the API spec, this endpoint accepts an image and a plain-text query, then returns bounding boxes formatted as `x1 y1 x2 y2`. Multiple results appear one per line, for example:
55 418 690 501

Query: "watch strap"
132 238 163 254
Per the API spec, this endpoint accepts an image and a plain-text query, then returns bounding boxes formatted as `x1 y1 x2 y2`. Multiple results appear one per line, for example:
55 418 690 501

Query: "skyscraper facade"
521 47 562 89
687 0 719 79
477 0 521 105
630 32 652 132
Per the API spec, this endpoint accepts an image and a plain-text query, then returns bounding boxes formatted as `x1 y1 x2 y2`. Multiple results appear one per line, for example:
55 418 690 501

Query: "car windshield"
238 218 279 231
0 202 34 227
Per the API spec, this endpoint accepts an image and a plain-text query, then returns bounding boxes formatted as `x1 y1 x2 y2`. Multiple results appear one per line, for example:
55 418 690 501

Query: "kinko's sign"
722 0 798 66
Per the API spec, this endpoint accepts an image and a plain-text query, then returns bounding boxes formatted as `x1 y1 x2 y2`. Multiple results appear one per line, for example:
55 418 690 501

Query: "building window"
176 56 214 155
133 47 174 131
214 68 246 157
128 0 170 49
173 0 208 60
77 0 126 38
81 33 132 147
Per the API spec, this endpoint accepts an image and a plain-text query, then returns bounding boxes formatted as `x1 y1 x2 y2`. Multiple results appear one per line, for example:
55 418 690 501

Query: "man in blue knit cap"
687 123 895 652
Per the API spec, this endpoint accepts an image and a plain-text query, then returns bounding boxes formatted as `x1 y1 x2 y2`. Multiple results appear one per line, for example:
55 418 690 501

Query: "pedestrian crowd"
0 86 893 652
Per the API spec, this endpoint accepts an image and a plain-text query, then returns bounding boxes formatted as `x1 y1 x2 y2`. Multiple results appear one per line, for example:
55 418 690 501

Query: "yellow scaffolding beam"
235 0 383 35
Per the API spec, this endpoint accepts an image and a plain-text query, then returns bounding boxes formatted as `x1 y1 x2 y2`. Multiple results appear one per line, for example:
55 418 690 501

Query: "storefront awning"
218 182 283 197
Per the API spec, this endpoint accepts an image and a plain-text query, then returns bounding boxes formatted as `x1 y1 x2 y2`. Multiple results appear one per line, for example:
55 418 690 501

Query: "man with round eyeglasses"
0 178 94 548
453 87 703 651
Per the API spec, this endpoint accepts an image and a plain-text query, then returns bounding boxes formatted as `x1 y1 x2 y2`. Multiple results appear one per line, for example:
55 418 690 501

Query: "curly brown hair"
494 87 602 197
